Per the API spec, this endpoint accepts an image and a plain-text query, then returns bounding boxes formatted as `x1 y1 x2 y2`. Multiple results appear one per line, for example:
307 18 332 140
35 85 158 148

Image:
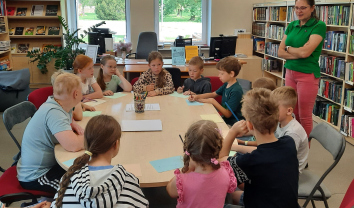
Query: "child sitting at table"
133 51 174 97
188 56 244 126
51 115 149 208
96 55 132 95
166 120 237 208
177 56 211 95
74 54 103 100
51 70 95 121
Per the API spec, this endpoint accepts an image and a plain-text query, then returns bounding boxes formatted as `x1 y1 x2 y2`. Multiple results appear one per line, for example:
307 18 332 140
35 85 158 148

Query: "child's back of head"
271 86 297 109
241 88 279 134
53 73 81 97
51 69 67 86
253 77 276 91
189 56 204 70
216 56 241 77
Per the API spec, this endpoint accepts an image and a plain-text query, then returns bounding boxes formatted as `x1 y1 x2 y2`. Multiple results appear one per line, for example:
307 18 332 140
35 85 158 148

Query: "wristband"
245 141 248 146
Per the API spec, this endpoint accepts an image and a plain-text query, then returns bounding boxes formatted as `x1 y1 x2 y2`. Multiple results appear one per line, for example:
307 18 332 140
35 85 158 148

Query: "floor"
0 113 353 208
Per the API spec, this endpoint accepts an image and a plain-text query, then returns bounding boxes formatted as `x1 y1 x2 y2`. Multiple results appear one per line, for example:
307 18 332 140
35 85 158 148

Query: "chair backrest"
236 78 252 94
3 101 37 151
206 76 223 104
340 179 354 208
27 86 53 109
164 68 181 90
136 32 158 60
131 77 139 86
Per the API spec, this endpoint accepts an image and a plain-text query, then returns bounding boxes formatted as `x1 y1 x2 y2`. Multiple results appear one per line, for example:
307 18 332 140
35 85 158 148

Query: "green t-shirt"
105 75 122 93
284 18 326 78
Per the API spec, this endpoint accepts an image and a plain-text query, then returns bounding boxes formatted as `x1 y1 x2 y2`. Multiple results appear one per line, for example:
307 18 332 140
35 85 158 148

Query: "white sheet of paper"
121 120 162 132
84 99 106 107
125 103 160 111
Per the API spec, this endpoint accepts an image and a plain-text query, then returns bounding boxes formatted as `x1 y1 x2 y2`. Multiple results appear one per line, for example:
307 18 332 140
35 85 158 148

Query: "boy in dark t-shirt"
219 88 299 208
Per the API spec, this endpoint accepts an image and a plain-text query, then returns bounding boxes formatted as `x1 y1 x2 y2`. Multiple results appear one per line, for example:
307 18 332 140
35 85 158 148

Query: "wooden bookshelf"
0 9 12 72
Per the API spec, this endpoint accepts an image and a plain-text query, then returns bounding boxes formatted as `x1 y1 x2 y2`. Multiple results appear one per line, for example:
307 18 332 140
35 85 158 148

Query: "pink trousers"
285 69 319 138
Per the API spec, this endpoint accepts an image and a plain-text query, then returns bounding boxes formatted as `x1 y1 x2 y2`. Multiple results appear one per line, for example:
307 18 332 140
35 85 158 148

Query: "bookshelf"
7 0 63 88
0 11 12 71
252 0 354 145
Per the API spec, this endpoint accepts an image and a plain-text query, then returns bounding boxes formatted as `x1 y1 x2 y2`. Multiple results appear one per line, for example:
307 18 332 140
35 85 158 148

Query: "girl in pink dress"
166 120 237 208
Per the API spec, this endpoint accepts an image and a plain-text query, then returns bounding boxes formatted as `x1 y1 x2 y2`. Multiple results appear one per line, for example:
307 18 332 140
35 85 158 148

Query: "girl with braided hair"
166 120 237 208
51 115 148 208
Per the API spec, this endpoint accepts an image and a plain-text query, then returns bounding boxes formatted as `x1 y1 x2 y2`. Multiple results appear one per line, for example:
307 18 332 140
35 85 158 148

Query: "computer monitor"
92 28 110 34
209 36 237 59
88 32 106 55
174 38 192 47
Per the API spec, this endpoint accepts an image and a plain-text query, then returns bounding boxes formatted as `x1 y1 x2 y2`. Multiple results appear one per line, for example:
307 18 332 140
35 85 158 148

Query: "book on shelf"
24 27 34 35
323 31 347 52
318 77 342 103
16 7 27 16
9 28 14 35
15 27 24 35
253 7 268 21
349 32 354 54
269 7 286 21
264 58 281 72
0 25 5 33
265 42 279 57
267 24 284 40
17 43 29 53
345 62 354 83
45 5 58 16
319 55 345 79
340 115 354 137
0 0 6 16
253 38 265 52
31 5 44 16
287 7 298 22
0 17 4 24
316 5 350 26
313 98 340 125
10 43 16 53
344 88 354 109
252 22 266 37
0 55 10 71
42 44 62 52
0 40 10 51
32 47 40 52
36 26 46 35
7 6 15 16
48 26 60 35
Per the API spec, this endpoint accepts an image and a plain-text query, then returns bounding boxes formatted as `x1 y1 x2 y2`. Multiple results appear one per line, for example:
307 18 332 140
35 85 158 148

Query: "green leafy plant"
27 16 105 74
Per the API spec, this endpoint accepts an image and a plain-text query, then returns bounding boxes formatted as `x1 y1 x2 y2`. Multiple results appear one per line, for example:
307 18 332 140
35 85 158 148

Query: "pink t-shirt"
175 161 237 208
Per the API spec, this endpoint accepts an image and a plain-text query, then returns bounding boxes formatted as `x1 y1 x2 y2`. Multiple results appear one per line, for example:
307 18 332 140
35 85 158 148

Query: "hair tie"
185 151 190 156
85 151 92 156
211 158 219 165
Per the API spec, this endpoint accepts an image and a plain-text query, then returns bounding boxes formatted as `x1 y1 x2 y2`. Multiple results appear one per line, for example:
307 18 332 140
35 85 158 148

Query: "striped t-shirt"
51 164 149 208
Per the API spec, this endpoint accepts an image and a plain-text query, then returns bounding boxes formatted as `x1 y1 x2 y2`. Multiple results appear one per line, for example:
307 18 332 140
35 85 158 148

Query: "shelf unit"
0 13 12 71
252 0 354 145
7 0 63 87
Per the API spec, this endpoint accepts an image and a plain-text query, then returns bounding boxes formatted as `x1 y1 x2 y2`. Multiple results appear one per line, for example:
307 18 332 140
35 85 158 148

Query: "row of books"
0 40 10 51
0 0 6 16
253 7 268 21
269 7 286 22
345 62 354 83
265 42 279 57
344 88 354 110
262 58 281 72
340 115 354 137
349 34 354 54
252 22 266 37
287 7 298 22
318 78 342 104
6 5 58 16
315 5 350 26
10 43 61 54
9 26 60 36
0 55 10 71
253 38 265 52
267 24 284 40
319 55 345 79
313 99 340 125
323 31 347 52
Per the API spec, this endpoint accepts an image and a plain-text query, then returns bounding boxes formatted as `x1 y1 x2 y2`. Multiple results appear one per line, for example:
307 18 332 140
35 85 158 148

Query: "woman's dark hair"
97 55 116 91
296 0 319 20
182 120 223 173
55 115 121 208
148 51 166 88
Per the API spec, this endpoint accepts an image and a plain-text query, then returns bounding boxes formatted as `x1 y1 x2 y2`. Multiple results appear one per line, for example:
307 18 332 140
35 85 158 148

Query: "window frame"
154 0 209 45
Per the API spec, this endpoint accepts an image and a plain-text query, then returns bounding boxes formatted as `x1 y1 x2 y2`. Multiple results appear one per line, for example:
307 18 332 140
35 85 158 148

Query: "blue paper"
63 158 75 167
171 47 185 65
169 91 189 98
149 156 184 173
186 100 204 106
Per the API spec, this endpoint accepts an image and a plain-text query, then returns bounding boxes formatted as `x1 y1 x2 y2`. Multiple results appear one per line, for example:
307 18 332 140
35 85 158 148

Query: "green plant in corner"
27 16 105 74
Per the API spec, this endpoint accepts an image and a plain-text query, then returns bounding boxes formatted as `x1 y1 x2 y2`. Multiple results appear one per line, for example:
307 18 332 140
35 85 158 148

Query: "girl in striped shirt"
51 115 149 208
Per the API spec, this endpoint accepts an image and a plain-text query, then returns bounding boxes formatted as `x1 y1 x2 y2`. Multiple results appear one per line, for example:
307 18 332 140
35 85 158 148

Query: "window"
155 0 208 44
68 0 129 43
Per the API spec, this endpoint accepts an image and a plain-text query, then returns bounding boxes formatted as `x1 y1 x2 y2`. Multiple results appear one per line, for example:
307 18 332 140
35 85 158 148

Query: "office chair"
298 122 346 208
164 67 181 90
236 78 252 94
27 86 53 110
126 32 158 60
0 101 53 206
131 77 139 86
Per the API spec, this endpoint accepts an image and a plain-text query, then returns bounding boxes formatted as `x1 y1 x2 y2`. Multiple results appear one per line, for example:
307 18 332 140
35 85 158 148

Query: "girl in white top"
96 55 132 95
74 54 103 100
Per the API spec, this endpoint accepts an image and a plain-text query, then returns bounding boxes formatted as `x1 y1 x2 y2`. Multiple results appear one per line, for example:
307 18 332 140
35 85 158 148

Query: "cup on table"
134 98 145 113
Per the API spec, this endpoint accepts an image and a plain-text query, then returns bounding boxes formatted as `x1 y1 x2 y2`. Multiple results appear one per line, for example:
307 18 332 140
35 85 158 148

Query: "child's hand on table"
71 122 84 135
184 91 195 96
188 94 198 102
82 103 95 111
103 90 114 96
146 84 155 91
148 91 158 97
177 86 184 93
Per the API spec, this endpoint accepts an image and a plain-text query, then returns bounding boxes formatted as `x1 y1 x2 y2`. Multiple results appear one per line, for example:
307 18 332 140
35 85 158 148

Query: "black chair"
164 67 181 90
127 32 158 60
298 122 346 208
236 78 252 94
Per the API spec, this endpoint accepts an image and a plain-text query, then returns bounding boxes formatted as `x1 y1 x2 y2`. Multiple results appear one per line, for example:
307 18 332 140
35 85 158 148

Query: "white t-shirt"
275 118 309 173
81 76 97 95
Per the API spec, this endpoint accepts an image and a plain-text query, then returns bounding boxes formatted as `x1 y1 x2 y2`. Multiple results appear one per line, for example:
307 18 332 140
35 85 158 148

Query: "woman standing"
278 0 326 145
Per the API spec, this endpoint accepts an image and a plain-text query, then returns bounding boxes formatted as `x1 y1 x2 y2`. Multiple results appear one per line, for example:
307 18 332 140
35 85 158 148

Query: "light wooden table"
54 92 229 188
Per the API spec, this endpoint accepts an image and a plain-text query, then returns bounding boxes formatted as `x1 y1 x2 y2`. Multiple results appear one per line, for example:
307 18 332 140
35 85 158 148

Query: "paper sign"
125 104 160 111
104 92 128 99
84 99 106 107
149 156 184 173
186 100 204 106
83 111 102 117
171 47 185 65
200 114 224 123
185 46 198 62
122 164 142 176
121 120 162 132
169 91 189 98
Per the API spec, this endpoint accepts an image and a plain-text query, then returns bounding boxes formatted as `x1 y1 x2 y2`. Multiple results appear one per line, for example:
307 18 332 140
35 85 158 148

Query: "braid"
182 154 190 173
55 154 90 208
156 69 166 88
97 68 106 91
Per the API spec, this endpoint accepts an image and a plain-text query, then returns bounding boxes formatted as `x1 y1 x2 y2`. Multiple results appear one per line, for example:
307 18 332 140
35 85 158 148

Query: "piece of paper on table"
149 156 184 173
104 92 128 99
84 99 106 107
169 91 189 98
137 61 148 64
63 158 76 167
229 151 237 157
83 111 102 117
200 114 224 123
121 120 162 132
125 103 160 111
186 100 204 106
122 164 142 176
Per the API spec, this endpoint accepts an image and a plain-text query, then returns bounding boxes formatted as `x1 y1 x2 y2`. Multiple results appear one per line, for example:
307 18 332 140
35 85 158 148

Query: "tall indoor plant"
27 16 105 74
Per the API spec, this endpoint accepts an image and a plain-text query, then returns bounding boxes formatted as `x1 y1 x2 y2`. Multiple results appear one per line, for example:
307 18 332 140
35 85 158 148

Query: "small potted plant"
114 41 132 63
